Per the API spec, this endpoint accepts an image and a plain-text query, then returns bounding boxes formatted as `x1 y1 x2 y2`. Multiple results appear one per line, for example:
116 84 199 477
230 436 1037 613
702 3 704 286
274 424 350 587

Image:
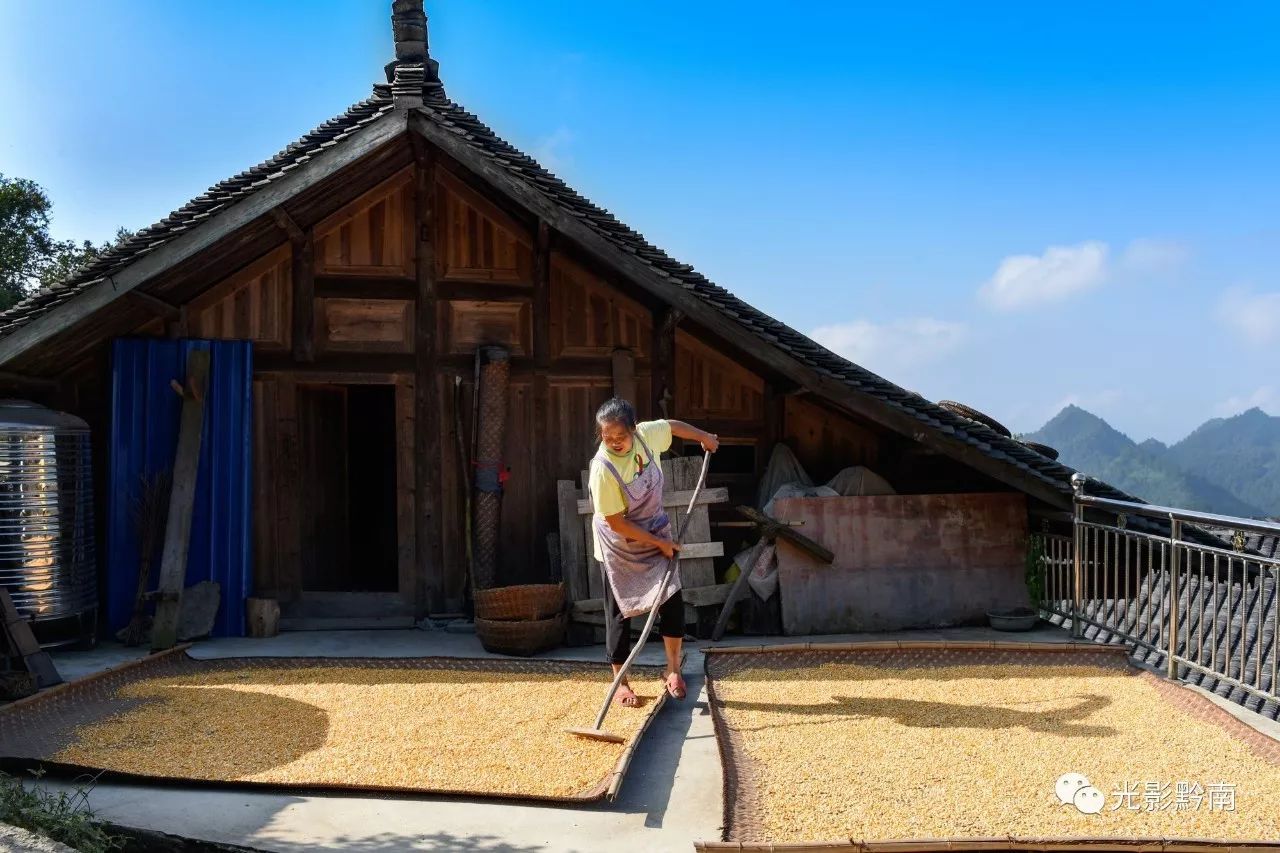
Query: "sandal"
665 672 687 700
615 683 640 707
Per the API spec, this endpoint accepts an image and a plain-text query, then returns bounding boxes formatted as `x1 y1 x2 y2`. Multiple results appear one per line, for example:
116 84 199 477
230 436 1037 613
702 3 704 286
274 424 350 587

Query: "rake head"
565 726 625 744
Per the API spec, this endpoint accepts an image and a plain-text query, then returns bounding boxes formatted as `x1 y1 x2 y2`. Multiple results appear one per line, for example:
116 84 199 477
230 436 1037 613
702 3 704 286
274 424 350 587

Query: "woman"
588 398 718 704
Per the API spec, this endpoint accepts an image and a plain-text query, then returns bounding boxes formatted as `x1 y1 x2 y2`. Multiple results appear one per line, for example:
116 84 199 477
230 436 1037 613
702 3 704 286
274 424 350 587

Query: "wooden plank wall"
78 135 1028 619
313 165 415 278
189 245 293 351
783 394 882 484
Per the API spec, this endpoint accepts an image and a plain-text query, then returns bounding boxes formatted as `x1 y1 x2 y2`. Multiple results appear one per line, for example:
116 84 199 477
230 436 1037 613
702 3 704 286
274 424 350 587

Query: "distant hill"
1023 405 1271 517
1165 408 1280 518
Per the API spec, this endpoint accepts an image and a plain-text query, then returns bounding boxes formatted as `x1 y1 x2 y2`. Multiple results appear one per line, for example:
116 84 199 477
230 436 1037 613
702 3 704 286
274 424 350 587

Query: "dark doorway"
345 385 398 592
297 383 398 593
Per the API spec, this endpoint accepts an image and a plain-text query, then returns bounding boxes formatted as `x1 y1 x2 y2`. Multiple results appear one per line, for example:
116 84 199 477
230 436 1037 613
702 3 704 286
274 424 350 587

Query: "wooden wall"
783 394 882 484
67 134 1020 618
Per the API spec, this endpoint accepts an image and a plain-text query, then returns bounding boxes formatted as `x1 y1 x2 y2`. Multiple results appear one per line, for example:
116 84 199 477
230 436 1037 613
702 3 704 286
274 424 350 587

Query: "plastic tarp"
107 339 253 638
748 448 896 600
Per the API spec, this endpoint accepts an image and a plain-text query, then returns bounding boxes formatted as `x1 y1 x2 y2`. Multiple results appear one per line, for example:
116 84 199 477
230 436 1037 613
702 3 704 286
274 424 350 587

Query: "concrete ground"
20 623 1279 852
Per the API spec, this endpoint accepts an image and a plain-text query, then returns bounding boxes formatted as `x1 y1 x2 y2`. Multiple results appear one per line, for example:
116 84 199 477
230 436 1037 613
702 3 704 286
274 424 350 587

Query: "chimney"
384 0 442 106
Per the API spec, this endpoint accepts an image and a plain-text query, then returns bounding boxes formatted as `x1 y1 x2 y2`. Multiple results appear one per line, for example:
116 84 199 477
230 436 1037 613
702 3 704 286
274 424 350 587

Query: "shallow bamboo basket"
474 583 565 622
475 612 566 656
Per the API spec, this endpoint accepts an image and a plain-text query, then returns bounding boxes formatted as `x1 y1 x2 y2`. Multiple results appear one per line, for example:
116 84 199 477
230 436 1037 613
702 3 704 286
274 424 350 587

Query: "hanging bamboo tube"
471 346 510 590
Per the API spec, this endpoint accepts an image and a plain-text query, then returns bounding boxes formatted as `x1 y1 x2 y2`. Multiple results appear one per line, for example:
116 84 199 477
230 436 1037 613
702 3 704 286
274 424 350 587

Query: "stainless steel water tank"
0 400 97 643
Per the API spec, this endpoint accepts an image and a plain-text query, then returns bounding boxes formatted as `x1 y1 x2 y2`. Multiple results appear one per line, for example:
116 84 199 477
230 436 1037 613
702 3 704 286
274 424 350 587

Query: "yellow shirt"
588 419 673 560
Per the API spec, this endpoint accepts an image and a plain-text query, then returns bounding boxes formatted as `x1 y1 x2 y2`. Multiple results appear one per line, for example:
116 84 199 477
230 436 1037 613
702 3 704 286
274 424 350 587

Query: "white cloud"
1119 238 1190 275
811 317 967 378
979 241 1109 311
533 126 574 175
1218 287 1280 346
978 237 1189 312
1215 386 1279 417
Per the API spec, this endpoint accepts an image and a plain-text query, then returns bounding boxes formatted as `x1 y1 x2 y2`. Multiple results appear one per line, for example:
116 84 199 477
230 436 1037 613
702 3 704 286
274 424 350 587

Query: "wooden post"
166 304 189 339
557 480 588 601
0 588 61 689
652 307 681 420
246 597 281 638
150 349 210 651
611 347 636 405
664 456 715 631
412 139 443 613
761 380 783 474
531 222 552 581
275 374 303 602
272 206 315 364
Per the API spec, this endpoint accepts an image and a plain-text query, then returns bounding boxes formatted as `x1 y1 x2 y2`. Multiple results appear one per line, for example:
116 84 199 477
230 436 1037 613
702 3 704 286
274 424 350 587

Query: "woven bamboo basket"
473 583 565 622
475 612 567 657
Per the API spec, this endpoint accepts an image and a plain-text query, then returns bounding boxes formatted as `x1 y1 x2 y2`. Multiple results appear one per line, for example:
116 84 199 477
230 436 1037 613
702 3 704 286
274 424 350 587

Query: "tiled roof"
0 79 1212 516
1058 568 1280 721
0 98 394 337
405 85 1153 508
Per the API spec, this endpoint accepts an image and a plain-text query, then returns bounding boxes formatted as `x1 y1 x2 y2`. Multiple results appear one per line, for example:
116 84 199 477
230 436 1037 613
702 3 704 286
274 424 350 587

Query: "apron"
590 431 681 619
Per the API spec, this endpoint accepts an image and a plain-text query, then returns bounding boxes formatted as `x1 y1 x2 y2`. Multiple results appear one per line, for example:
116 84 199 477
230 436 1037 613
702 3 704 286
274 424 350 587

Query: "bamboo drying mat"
702 640 1280 851
0 647 668 802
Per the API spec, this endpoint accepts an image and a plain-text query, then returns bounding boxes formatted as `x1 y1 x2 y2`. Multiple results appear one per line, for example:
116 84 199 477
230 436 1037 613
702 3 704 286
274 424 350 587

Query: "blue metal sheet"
107 338 253 637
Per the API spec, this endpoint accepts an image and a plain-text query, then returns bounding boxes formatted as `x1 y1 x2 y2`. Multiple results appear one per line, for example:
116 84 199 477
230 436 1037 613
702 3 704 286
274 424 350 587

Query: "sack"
756 443 813 509
826 466 896 496
745 541 779 601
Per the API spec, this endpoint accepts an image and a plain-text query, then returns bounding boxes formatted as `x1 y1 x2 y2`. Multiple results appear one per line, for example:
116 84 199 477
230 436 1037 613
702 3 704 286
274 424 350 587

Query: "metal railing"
1031 473 1279 713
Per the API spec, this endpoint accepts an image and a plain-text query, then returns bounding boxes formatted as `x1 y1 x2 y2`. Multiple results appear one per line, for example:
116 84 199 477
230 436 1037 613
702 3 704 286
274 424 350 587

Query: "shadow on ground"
110 822 548 852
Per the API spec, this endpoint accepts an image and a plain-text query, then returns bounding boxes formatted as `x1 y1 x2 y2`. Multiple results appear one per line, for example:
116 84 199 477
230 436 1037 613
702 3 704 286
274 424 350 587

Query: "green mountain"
1166 408 1280 517
1023 405 1269 517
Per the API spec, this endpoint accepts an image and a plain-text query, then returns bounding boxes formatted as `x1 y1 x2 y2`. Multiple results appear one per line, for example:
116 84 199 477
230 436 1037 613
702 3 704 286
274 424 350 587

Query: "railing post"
1168 517 1182 680
1071 473 1086 639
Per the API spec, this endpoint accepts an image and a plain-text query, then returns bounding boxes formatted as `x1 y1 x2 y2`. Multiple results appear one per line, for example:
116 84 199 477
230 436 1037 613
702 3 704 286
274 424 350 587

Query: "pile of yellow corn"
53 662 663 798
713 660 1280 842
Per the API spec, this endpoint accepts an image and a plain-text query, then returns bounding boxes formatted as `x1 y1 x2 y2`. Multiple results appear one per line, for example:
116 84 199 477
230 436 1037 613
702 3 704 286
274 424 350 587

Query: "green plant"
0 769 123 853
1025 534 1046 607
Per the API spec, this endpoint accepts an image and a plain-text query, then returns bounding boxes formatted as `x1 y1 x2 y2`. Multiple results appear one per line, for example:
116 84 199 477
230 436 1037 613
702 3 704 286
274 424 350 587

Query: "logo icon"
1056 773 1104 814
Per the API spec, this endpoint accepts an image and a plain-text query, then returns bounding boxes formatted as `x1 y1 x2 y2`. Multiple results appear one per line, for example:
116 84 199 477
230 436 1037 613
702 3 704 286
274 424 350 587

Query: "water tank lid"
0 399 90 431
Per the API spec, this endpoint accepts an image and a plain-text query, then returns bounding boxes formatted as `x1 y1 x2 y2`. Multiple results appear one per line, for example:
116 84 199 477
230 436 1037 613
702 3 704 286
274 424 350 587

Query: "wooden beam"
0 370 57 390
315 279 416 300
531 222 552 581
435 355 629 379
572 582 732 617
269 207 306 244
410 110 1069 509
254 353 415 377
165 304 189 339
711 540 764 642
290 231 316 363
652 306 680 419
0 112 408 367
150 350 210 651
0 587 61 688
532 223 551 368
412 138 443 612
761 380 783 467
611 347 636 405
436 282 533 302
735 505 834 563
575 487 729 516
125 290 180 319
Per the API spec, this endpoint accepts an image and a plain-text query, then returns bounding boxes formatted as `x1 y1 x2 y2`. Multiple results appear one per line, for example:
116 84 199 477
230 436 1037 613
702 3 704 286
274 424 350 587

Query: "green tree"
0 174 55 310
0 173 131 311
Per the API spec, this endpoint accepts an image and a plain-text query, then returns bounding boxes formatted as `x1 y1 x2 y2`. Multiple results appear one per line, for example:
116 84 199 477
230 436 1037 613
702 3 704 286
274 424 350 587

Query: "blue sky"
2 2 1277 444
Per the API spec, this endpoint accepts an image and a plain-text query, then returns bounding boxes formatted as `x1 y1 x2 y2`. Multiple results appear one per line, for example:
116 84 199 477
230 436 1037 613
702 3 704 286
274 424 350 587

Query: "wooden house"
0 3 1129 632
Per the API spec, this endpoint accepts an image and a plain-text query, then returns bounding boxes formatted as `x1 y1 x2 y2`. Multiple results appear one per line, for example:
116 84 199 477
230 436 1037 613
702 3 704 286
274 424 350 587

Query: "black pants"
603 576 685 665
